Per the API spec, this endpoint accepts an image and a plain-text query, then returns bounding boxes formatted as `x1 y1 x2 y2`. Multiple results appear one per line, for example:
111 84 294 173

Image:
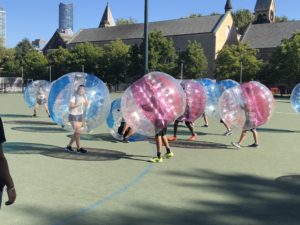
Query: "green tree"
180 41 208 79
127 44 144 81
47 47 73 80
275 16 289 23
103 39 130 87
116 17 137 26
1 48 20 77
141 30 177 75
270 32 300 87
70 43 104 76
15 38 34 62
23 51 48 80
232 9 253 35
215 43 263 81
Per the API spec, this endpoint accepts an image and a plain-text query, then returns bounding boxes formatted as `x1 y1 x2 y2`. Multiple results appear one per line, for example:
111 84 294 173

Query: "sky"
1 0 300 48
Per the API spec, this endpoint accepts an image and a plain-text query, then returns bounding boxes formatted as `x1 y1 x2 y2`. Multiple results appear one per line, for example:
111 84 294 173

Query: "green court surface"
1 94 300 225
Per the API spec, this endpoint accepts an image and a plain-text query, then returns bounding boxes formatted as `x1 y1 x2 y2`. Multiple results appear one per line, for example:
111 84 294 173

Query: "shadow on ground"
3 142 148 161
0 113 33 118
13 170 300 225
11 126 68 133
148 138 232 150
66 133 119 143
257 128 297 133
4 120 56 126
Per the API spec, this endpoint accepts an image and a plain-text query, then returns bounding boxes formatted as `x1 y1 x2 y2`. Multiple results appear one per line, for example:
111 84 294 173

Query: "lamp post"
49 65 52 82
180 60 184 80
240 61 243 84
144 0 149 74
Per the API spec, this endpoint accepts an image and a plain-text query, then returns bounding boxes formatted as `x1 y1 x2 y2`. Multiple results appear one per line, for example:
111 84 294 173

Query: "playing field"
1 93 300 225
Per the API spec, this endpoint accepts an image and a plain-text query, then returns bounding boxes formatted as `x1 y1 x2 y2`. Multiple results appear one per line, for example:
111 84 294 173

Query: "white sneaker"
224 130 233 136
231 142 241 149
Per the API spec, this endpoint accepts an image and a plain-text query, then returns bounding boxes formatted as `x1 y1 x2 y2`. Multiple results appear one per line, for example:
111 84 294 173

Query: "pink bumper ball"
219 81 275 130
121 72 186 136
177 80 206 122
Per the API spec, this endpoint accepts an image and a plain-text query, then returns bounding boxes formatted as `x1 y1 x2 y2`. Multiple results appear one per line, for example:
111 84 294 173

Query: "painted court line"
275 112 298 115
52 164 153 225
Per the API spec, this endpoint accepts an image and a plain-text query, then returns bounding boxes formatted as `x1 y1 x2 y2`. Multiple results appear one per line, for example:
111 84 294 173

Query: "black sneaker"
77 148 88 154
248 143 260 148
202 124 209 128
123 137 129 143
32 114 37 117
65 145 74 152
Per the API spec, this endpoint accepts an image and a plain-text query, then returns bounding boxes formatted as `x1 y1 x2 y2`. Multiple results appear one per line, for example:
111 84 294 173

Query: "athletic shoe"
77 148 88 154
163 152 174 159
188 135 197 141
202 124 209 128
224 130 233 136
231 142 241 149
65 145 74 152
149 157 163 163
248 143 260 148
168 136 177 141
123 137 129 143
32 114 37 117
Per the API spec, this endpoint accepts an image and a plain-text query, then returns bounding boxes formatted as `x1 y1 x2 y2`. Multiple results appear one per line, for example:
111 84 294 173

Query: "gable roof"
255 0 273 11
69 15 223 44
242 21 300 49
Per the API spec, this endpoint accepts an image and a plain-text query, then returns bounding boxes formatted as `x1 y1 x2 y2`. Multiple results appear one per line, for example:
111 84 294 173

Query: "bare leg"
33 104 38 116
122 123 130 136
185 121 196 136
203 113 209 126
155 135 163 156
237 130 247 145
173 120 179 137
251 129 259 145
69 122 82 149
162 135 170 149
124 128 134 138
223 121 231 132
43 104 50 116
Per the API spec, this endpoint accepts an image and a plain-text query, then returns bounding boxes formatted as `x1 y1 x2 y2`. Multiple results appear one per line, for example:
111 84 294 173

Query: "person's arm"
69 96 79 109
0 145 16 206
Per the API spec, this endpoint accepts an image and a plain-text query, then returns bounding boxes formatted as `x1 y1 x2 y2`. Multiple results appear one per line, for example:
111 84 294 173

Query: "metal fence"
0 77 24 93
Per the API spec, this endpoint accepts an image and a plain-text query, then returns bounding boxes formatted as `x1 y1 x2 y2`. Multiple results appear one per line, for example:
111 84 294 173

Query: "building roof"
255 0 273 11
69 15 223 44
242 21 300 49
225 0 233 12
99 3 115 28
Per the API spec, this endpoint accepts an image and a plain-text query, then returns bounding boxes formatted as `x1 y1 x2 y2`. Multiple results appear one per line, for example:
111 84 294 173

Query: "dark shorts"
156 127 167 137
0 117 6 144
69 114 83 122
37 99 47 105
118 122 126 135
244 128 256 132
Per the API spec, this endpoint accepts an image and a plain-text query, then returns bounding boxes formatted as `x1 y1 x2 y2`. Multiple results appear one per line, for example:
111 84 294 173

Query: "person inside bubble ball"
150 121 174 163
65 85 89 154
231 87 259 149
33 87 50 118
168 119 197 141
117 118 134 143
